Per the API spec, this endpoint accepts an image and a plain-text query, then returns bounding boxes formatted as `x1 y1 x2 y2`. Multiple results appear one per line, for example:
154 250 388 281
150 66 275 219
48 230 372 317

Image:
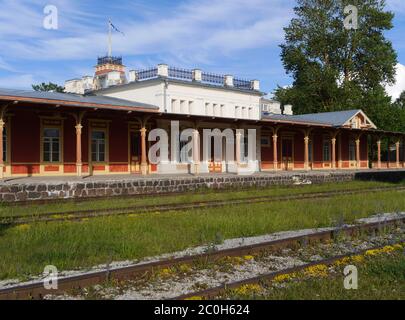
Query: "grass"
234 248 405 300
1 188 405 280
0 180 402 218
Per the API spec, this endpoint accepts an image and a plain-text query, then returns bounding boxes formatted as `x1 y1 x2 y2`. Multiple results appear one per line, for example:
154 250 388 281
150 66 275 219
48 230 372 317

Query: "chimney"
82 76 94 92
64 79 84 94
224 75 234 87
192 69 202 82
283 104 293 115
251 80 260 91
269 101 282 115
157 64 169 77
128 70 137 82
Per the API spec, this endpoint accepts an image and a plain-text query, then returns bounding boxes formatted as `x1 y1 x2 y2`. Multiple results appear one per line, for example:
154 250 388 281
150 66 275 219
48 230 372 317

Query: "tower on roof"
93 20 127 90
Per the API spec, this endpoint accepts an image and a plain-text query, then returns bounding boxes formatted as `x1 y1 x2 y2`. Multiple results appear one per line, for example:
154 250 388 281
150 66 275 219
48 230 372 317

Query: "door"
129 131 141 173
282 138 293 170
208 138 222 173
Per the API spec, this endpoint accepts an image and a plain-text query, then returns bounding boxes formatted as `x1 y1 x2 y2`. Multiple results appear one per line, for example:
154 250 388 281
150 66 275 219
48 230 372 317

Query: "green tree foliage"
395 91 405 109
32 82 64 93
274 0 398 130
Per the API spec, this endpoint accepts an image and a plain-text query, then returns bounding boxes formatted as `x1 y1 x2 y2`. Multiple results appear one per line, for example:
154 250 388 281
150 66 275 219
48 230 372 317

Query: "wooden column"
396 139 400 168
304 135 309 171
377 139 382 169
192 128 200 174
75 124 83 177
331 137 337 169
355 137 361 169
0 119 4 180
140 127 148 175
272 134 278 170
235 130 242 165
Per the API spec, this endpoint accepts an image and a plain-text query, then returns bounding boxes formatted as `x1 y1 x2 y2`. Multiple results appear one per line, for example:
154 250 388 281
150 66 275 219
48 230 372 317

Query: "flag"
109 20 124 36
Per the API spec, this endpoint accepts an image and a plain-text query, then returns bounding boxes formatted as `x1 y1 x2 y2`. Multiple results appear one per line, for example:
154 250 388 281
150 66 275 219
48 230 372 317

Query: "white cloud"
385 63 405 101
0 74 35 89
0 0 294 63
387 0 405 14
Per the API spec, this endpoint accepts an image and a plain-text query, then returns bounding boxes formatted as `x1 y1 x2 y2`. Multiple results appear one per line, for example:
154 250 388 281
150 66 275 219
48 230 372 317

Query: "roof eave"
0 95 159 113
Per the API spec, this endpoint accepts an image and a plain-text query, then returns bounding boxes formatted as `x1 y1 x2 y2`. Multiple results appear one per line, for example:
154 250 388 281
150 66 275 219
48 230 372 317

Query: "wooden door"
129 131 141 173
282 138 293 170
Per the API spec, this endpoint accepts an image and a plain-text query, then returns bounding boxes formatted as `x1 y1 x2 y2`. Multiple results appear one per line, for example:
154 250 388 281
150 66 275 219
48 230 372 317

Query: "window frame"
40 121 63 164
89 120 110 165
349 139 356 161
322 138 331 162
2 120 10 164
91 129 107 163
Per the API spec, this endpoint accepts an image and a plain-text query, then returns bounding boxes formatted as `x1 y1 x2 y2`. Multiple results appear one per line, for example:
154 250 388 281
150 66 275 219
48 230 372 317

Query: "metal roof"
0 88 158 112
263 109 362 127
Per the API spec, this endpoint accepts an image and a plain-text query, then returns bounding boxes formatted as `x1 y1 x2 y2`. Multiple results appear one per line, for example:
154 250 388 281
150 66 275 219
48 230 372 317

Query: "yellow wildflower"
365 249 379 256
185 296 203 300
158 268 174 278
273 273 296 283
381 245 395 253
334 257 351 266
393 243 404 250
304 264 328 277
351 255 365 264
234 284 262 296
179 264 192 273
15 224 30 232
243 255 254 261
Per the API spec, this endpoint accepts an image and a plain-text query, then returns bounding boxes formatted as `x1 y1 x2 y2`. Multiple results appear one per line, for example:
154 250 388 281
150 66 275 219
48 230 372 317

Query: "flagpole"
108 19 112 58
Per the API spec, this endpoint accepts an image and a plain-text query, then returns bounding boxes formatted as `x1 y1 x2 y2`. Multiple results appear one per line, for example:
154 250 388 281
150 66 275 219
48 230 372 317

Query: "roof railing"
136 68 158 81
97 56 123 66
132 65 258 91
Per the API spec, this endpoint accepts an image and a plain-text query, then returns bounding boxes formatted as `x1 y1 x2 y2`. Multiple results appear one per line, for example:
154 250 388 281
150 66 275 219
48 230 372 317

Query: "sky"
0 0 405 100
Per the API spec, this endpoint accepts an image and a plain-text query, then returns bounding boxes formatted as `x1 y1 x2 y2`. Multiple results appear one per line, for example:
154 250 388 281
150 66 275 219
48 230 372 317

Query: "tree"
395 90 405 109
274 0 397 130
32 82 64 93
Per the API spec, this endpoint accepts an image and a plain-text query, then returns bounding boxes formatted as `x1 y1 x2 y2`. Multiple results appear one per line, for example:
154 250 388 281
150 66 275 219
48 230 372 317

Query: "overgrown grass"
0 180 402 218
1 189 405 280
255 251 405 300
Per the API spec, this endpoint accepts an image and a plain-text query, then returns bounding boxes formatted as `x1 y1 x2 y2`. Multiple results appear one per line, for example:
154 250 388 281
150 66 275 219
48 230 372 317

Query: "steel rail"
2 186 405 225
0 216 403 300
174 243 403 300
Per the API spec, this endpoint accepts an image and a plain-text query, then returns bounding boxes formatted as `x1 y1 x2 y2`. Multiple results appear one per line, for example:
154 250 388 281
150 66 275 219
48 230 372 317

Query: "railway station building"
0 56 404 179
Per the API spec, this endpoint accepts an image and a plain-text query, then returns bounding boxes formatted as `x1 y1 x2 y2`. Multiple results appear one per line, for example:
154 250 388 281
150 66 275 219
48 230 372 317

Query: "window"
220 105 225 117
91 131 106 162
242 107 247 119
43 128 60 162
248 107 253 118
171 99 179 113
349 140 356 161
323 140 330 162
2 125 7 162
242 135 248 162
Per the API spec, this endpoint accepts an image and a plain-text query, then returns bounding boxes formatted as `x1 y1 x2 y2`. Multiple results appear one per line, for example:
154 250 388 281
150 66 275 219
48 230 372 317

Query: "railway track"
174 243 402 300
2 185 405 225
0 215 403 300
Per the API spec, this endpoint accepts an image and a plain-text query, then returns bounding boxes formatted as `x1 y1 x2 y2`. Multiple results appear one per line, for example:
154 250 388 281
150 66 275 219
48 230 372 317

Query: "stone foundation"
1 170 405 203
